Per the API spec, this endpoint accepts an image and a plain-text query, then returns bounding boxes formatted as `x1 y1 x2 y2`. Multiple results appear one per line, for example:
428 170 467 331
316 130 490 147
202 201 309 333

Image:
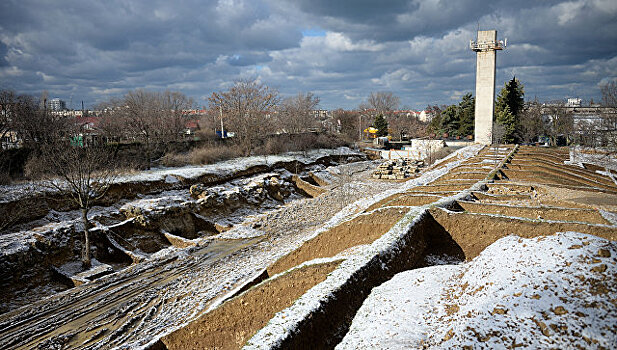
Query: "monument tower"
470 30 505 144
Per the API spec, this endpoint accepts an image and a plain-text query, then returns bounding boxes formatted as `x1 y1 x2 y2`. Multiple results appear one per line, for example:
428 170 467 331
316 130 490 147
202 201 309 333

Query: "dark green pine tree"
457 93 475 137
374 114 389 137
495 105 517 143
495 77 524 143
440 105 459 136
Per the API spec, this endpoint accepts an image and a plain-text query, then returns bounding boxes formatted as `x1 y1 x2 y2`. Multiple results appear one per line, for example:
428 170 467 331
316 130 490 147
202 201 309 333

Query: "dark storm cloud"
0 42 8 66
0 0 616 109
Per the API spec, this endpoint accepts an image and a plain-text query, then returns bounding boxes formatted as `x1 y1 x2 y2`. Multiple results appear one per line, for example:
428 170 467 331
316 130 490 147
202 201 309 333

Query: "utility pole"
359 111 363 141
219 105 225 139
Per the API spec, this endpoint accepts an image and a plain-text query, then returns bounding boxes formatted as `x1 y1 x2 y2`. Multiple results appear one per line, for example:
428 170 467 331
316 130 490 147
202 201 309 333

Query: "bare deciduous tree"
545 103 574 146
388 113 428 141
0 90 16 147
361 91 400 114
600 80 617 155
277 92 320 133
519 100 544 144
26 138 119 268
108 89 193 168
333 109 360 141
9 94 69 151
208 79 280 155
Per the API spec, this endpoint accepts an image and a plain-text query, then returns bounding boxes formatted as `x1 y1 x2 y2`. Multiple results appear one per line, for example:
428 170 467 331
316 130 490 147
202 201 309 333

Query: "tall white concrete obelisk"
471 30 504 144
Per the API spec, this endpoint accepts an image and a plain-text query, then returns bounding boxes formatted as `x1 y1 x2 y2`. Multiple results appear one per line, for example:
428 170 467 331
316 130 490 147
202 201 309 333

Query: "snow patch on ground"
338 231 617 349
114 147 360 184
600 210 617 226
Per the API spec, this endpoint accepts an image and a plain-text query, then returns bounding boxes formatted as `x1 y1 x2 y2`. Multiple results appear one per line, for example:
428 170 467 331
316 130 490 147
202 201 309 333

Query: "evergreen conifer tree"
440 105 459 136
495 77 524 143
374 114 389 137
495 105 517 143
457 93 475 137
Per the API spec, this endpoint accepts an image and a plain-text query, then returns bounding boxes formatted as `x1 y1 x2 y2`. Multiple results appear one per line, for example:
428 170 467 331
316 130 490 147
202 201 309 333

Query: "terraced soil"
3 145 616 349
159 260 341 350
235 145 617 349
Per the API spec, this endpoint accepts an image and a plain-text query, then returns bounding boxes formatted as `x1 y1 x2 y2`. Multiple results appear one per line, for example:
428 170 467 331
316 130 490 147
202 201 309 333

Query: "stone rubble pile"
373 158 425 180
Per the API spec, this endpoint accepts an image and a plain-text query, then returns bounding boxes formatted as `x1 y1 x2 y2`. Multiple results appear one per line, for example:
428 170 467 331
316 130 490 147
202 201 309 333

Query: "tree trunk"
145 137 151 170
81 207 92 268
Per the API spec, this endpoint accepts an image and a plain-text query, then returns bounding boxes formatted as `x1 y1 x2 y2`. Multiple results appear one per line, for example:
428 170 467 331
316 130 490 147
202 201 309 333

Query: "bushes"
0 148 32 183
189 144 244 165
255 133 348 155
162 133 350 166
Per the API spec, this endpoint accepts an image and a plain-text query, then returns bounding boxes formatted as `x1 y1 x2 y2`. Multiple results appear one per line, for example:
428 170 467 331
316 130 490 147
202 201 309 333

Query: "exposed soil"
504 169 617 193
267 207 408 276
438 171 487 181
3 145 616 349
405 183 475 192
509 160 615 187
364 193 443 211
429 208 617 259
539 185 617 211
159 260 341 350
457 200 612 225
472 191 533 202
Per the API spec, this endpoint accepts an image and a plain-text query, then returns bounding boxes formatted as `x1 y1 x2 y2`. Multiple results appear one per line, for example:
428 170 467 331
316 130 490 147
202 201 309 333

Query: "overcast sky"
1 0 616 110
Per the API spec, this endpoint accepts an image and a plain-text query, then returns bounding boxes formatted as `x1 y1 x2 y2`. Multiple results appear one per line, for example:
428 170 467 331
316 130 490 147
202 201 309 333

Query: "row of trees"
98 90 194 169
206 80 321 155
428 93 475 138
496 77 617 152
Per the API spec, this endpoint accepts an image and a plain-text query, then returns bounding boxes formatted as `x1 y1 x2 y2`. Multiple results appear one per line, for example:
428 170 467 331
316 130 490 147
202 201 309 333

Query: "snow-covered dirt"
338 231 617 349
0 149 409 349
0 148 367 315
3 145 616 349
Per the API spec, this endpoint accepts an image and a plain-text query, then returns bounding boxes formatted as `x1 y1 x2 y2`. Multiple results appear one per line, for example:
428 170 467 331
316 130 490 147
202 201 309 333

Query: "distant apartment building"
566 98 582 107
47 98 66 112
311 109 330 120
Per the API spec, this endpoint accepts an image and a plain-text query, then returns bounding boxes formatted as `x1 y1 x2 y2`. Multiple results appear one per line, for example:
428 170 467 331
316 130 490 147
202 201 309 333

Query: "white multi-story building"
566 98 582 107
47 98 66 111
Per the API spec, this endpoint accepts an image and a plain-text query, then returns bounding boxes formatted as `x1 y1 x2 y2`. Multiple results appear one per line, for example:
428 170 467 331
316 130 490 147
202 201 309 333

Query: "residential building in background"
47 98 66 111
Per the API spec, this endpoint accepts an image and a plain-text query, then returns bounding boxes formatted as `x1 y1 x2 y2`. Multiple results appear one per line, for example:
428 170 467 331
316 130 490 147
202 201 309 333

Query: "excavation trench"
0 153 363 232
156 197 617 349
153 210 466 350
429 207 617 260
267 207 409 276
157 260 342 350
0 154 349 314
